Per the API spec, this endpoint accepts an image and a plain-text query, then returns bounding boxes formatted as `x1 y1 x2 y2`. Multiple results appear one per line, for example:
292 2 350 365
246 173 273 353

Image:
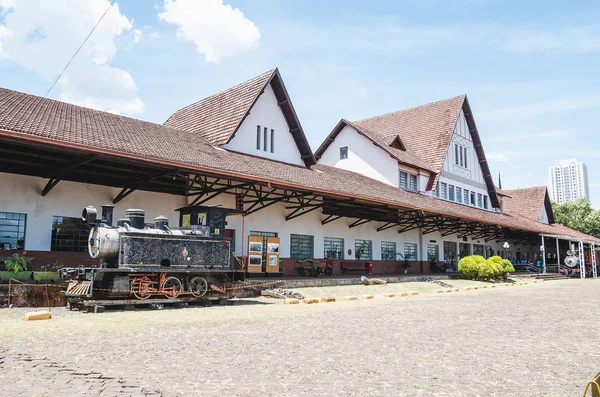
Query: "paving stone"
1 279 597 397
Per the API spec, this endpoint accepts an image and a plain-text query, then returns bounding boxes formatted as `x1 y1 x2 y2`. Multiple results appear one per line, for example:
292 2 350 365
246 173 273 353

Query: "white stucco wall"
2 172 425 260
221 83 305 166
0 172 186 251
432 110 494 211
317 125 398 186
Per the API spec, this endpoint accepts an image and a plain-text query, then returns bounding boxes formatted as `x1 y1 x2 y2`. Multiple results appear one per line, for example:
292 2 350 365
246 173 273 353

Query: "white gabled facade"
433 109 495 211
221 83 305 166
317 125 399 186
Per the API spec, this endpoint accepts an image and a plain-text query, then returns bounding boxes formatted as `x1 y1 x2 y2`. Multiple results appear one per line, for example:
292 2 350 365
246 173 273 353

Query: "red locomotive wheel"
162 276 183 299
189 276 208 297
131 277 152 300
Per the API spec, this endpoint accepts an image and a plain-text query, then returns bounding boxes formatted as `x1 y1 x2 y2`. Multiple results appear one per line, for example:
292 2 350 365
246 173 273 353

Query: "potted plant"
2 252 34 281
33 261 61 282
397 253 412 274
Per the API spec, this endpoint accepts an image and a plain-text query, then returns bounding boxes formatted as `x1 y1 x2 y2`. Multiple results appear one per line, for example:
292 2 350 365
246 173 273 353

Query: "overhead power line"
44 0 117 98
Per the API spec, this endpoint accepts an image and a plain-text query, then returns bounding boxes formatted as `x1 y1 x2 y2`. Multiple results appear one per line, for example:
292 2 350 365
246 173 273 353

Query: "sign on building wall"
247 235 263 273
266 237 280 273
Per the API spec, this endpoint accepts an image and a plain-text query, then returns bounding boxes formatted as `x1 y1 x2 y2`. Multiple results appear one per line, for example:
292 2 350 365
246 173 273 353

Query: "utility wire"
44 0 117 98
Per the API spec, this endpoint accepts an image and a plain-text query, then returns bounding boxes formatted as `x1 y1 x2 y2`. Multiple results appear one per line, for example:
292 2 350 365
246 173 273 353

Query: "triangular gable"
390 135 406 151
164 68 316 167
345 94 499 208
315 119 434 172
502 186 555 224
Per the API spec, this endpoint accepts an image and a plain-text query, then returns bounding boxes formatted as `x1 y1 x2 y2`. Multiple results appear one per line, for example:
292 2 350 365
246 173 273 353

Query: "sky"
1 0 599 206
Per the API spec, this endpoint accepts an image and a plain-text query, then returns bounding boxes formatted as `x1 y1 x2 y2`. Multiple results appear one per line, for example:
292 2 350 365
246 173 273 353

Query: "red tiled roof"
164 69 274 146
502 186 549 222
316 119 434 172
352 95 466 173
0 85 597 244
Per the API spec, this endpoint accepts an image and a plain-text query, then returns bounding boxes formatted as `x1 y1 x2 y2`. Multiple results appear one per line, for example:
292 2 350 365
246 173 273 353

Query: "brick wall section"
1 251 435 275
280 258 432 276
0 250 99 270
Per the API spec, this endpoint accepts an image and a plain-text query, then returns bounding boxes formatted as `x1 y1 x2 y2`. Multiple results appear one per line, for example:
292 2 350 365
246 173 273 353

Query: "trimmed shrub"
501 259 515 273
458 257 479 279
472 255 486 265
488 256 503 265
485 259 500 277
478 262 495 280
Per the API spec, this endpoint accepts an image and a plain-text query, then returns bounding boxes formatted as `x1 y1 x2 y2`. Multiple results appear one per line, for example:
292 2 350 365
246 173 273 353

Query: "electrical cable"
43 0 117 97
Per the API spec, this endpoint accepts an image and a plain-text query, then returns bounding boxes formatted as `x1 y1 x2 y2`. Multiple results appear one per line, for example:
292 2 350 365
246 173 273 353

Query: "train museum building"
0 68 598 275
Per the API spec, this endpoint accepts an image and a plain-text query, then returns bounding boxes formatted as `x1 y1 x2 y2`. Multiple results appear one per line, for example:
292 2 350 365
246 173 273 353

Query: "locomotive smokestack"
101 205 114 227
82 206 97 223
154 215 169 230
125 209 145 229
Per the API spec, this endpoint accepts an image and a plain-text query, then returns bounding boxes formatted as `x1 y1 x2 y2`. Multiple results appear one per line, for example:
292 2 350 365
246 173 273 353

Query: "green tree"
552 198 600 238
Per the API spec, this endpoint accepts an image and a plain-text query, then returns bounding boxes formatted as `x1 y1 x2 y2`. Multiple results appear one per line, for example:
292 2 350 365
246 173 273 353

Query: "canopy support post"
591 243 597 279
579 240 586 279
556 238 560 273
541 235 546 274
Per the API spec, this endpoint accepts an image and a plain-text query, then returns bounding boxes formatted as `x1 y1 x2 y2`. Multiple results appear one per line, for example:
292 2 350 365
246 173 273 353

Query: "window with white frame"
381 241 396 261
483 195 488 209
404 243 418 261
324 237 344 259
448 185 455 201
432 183 439 197
399 171 407 189
427 244 439 262
256 125 261 150
456 187 462 203
0 212 26 250
454 144 468 168
470 191 476 206
355 239 372 260
477 193 483 208
340 147 348 160
441 182 448 199
409 174 417 191
263 127 268 152
290 234 314 259
464 189 469 204
270 129 275 153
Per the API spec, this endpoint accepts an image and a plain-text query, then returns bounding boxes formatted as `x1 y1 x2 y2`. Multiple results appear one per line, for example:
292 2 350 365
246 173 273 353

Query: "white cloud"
506 26 600 54
0 0 143 115
133 28 142 45
158 0 260 63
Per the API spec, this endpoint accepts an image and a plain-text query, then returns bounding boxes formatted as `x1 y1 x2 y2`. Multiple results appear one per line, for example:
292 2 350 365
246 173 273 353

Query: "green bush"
501 259 515 273
485 259 500 277
472 255 486 265
478 262 495 280
488 256 502 265
4 252 33 273
458 257 479 279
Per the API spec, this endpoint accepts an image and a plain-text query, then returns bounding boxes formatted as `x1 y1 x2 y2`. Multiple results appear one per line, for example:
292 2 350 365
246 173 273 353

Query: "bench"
340 262 366 274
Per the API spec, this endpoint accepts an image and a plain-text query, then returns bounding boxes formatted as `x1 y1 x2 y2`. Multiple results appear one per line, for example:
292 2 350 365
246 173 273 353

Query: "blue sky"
1 0 599 206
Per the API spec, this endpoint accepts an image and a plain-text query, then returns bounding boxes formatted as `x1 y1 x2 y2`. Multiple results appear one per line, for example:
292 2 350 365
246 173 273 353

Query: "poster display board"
266 237 280 273
247 235 263 273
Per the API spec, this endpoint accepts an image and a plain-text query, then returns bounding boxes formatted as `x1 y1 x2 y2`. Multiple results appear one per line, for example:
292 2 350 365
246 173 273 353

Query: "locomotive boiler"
66 204 245 302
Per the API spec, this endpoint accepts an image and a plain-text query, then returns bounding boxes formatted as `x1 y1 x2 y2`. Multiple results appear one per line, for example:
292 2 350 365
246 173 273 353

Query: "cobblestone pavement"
1 279 599 396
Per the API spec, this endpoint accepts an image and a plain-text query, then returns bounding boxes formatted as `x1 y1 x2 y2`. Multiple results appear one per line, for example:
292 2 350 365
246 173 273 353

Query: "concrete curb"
321 297 336 303
283 298 299 304
23 311 51 321
303 298 319 304
384 293 396 298
344 296 358 301
362 295 374 300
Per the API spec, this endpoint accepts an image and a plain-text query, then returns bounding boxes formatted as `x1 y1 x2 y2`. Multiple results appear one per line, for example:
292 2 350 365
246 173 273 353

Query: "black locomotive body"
66 205 245 301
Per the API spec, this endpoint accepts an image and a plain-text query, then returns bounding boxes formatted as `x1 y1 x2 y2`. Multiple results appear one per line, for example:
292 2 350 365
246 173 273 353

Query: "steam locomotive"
66 204 245 302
